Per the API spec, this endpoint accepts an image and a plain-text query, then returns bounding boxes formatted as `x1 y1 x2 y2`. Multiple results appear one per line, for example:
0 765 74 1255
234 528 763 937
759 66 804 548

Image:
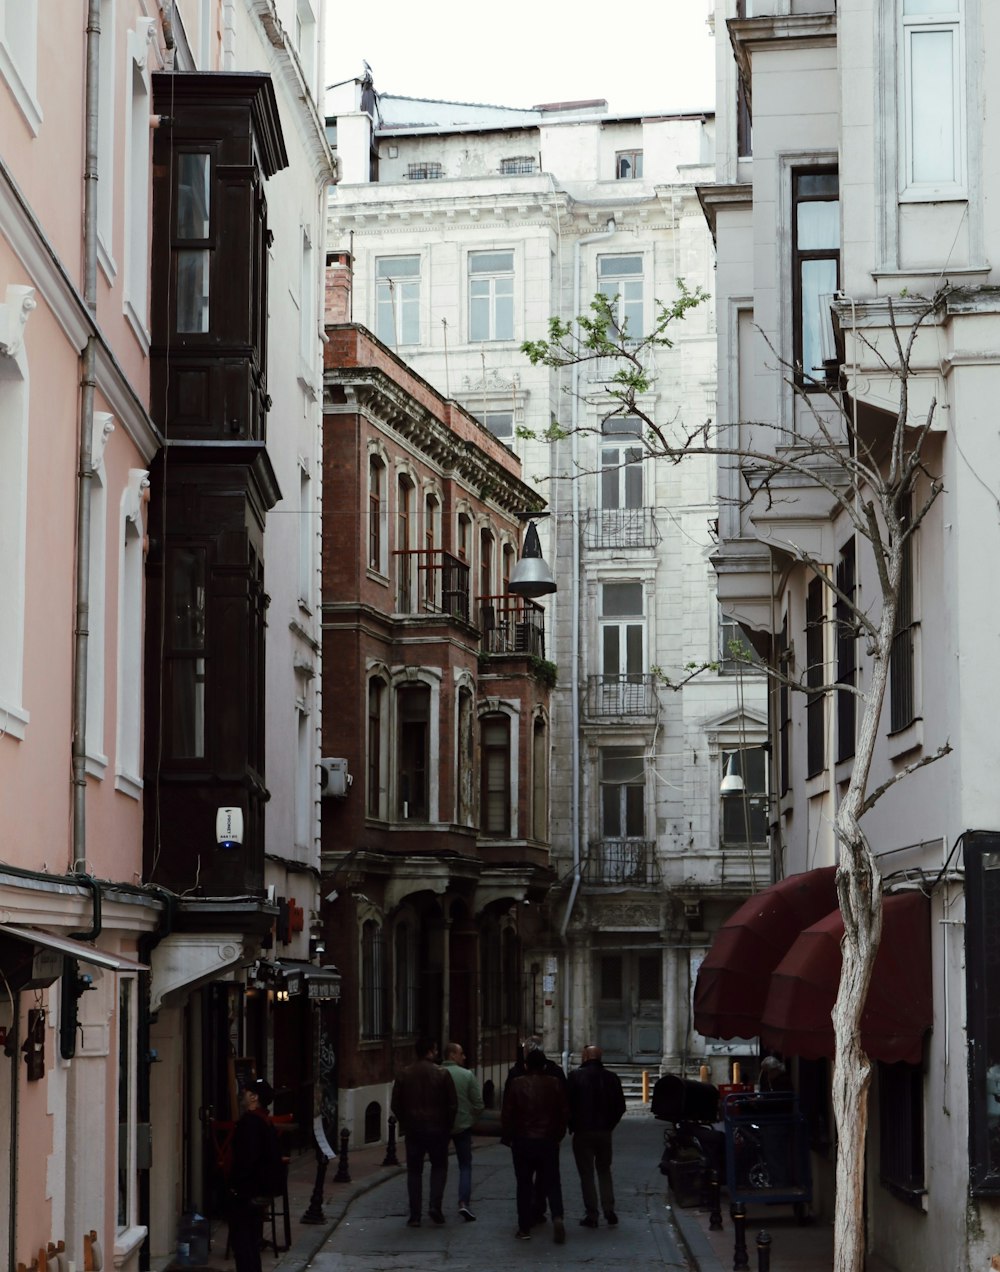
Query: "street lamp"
507 514 557 599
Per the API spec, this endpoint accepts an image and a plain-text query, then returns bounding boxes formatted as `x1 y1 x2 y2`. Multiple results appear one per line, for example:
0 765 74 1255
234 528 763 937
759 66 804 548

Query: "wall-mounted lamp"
720 752 745 795
508 513 557 599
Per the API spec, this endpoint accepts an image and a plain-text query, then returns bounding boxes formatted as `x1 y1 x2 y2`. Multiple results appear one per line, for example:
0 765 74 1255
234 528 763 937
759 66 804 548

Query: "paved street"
307 1114 690 1270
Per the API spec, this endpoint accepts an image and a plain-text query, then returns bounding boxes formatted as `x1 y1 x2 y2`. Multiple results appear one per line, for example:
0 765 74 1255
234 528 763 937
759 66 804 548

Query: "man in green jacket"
442 1041 485 1221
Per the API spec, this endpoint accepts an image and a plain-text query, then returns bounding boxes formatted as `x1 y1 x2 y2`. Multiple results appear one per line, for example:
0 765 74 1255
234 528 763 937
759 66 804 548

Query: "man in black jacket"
503 1036 566 1226
567 1044 626 1228
501 1046 568 1243
228 1078 283 1272
390 1037 458 1227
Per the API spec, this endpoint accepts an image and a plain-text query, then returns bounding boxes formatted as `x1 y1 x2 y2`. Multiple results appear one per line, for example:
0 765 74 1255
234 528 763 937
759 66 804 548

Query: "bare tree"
522 282 951 1272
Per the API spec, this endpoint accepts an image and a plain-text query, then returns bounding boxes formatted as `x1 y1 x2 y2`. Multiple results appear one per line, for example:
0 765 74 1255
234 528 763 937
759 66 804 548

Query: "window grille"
407 162 442 180
500 156 535 175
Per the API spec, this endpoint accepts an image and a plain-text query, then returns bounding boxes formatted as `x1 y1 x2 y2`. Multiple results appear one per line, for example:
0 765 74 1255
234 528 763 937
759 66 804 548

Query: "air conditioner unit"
320 757 352 799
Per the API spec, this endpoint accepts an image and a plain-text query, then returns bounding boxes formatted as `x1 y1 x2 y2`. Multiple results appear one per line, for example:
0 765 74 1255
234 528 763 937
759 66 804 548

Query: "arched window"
397 683 430 820
367 677 386 818
531 715 548 843
394 921 417 1035
396 473 415 611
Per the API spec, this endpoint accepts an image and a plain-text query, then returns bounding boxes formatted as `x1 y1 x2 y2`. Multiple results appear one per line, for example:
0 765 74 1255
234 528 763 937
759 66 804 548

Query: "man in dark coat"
390 1036 458 1227
567 1044 626 1228
503 1035 566 1224
501 1046 569 1243
228 1078 283 1272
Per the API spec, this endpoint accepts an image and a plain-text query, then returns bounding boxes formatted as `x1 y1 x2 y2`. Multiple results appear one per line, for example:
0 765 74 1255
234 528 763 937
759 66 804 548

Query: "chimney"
325 250 352 324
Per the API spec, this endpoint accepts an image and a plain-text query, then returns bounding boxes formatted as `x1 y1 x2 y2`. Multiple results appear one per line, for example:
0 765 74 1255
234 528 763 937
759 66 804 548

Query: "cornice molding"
728 13 838 105
325 369 543 516
245 0 336 187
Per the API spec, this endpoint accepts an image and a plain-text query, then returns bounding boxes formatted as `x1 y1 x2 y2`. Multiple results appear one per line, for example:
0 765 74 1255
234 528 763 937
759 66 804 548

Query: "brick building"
320 314 555 1140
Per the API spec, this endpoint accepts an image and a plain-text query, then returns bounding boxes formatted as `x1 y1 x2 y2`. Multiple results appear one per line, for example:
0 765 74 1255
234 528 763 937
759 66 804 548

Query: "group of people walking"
390 1034 626 1242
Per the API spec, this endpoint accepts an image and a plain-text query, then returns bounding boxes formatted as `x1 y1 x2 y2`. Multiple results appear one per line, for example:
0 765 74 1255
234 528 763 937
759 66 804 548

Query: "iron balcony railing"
478 593 546 658
583 507 661 549
585 674 658 717
583 839 660 887
393 549 470 620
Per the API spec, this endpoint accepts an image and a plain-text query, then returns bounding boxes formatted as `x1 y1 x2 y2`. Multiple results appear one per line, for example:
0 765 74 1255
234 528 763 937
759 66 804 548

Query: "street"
308 1114 691 1270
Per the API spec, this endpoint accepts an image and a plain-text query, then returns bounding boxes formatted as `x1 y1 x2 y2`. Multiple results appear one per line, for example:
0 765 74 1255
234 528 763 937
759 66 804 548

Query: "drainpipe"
72 0 102 874
560 215 617 1070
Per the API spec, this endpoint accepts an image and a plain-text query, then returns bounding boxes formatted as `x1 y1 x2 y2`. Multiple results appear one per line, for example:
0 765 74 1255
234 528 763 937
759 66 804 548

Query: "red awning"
759 890 932 1065
693 866 838 1040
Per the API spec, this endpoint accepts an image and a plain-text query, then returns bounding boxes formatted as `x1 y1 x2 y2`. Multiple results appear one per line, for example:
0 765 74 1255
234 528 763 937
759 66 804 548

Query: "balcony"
583 507 661 550
393 549 470 620
478 593 546 658
583 839 660 887
585 674 658 717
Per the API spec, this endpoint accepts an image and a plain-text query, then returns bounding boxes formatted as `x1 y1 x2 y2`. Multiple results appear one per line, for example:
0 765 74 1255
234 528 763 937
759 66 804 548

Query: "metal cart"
723 1090 812 1219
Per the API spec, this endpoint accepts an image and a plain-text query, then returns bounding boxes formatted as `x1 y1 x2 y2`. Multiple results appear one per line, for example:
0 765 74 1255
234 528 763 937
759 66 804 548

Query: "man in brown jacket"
391 1037 458 1227
501 1046 568 1243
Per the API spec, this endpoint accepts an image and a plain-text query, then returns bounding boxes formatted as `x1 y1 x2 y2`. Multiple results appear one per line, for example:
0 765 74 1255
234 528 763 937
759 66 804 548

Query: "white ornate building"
325 77 767 1077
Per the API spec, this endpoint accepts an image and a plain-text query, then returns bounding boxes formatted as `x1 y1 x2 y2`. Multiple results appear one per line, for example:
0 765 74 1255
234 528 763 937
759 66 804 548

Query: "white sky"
324 0 717 117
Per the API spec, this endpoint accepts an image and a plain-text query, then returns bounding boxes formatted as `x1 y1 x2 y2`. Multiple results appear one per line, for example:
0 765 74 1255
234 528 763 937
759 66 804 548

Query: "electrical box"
319 757 352 798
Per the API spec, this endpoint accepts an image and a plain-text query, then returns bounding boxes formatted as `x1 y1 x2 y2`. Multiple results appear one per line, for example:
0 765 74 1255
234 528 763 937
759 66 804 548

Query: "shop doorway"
595 951 662 1062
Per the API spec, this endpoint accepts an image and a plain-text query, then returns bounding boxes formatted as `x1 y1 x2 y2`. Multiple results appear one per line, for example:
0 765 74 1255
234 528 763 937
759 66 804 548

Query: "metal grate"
583 507 660 549
585 674 657 717
583 840 659 886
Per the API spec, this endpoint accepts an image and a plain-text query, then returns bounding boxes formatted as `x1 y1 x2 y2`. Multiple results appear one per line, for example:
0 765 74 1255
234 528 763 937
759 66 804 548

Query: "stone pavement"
182 1105 845 1272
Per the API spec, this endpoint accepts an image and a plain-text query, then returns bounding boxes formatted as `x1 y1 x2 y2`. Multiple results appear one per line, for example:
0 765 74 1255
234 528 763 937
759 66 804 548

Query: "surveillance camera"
216 806 244 848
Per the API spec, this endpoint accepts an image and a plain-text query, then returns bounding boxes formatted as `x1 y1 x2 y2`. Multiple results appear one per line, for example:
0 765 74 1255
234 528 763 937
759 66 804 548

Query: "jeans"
452 1127 473 1205
571 1129 615 1217
511 1137 563 1232
405 1128 449 1219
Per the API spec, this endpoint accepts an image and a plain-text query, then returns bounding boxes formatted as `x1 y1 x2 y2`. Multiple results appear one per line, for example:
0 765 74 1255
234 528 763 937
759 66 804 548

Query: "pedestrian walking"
501 1046 569 1243
226 1078 285 1272
390 1036 458 1228
567 1044 626 1228
441 1040 485 1221
503 1035 566 1224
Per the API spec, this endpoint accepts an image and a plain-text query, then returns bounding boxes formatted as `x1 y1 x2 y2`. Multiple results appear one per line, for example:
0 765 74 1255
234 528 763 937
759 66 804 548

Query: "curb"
667 1200 727 1272
274 1164 405 1272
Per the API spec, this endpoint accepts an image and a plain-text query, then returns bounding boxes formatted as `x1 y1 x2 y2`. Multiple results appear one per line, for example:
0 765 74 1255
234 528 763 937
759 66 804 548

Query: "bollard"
731 1202 749 1270
300 1145 329 1224
334 1127 352 1183
708 1169 723 1231
383 1114 400 1167
642 1070 649 1103
756 1230 772 1272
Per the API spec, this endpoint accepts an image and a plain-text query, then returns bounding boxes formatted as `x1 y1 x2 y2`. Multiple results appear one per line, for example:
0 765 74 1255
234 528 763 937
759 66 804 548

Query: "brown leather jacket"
501 1072 568 1141
390 1059 457 1135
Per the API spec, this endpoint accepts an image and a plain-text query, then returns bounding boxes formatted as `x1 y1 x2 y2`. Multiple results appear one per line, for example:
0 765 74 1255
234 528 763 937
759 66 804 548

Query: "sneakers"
459 1205 477 1222
579 1215 599 1228
553 1217 566 1244
605 1210 619 1226
428 1209 446 1225
515 1229 532 1240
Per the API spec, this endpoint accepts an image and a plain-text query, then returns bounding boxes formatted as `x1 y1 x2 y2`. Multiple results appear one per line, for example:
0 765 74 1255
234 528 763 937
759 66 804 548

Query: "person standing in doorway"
442 1041 485 1221
391 1036 458 1228
567 1044 627 1228
501 1046 569 1243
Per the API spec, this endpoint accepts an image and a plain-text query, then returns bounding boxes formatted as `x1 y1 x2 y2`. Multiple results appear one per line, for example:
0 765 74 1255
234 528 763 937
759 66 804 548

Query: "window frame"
889 498 918 734
600 416 644 511
480 712 512 837
836 538 857 762
360 918 386 1041
597 255 645 340
368 453 387 575
115 471 148 796
0 0 41 134
375 254 421 348
805 575 826 778
367 675 386 819
396 681 430 821
878 1059 926 1205
599 745 646 841
468 249 515 343
500 156 536 175
615 150 643 180
899 0 967 201
791 167 840 392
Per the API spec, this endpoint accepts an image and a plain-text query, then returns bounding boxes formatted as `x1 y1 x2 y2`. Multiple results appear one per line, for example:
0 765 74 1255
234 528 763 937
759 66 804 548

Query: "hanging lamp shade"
720 752 745 795
507 521 557 598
